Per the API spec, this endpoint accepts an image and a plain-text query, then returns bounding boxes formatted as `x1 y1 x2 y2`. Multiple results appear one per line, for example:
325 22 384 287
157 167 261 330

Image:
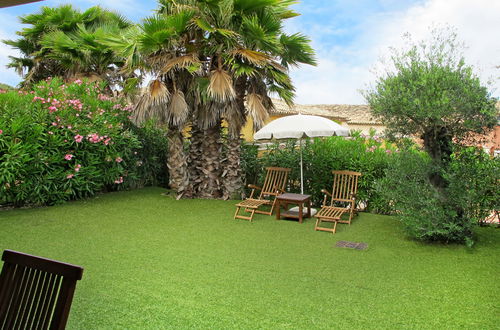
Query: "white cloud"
290 0 500 104
0 12 22 87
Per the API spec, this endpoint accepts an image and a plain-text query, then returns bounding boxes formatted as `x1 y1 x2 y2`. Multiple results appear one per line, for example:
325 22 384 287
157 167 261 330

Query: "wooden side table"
276 193 312 224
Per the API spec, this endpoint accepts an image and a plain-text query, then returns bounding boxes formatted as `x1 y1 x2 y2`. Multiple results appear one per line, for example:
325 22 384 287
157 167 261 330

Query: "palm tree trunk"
222 76 247 200
223 135 244 199
197 121 223 199
167 128 192 199
188 122 204 196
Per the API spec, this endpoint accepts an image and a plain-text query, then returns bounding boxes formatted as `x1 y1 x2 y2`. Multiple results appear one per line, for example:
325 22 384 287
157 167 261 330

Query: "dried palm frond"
208 69 236 102
223 100 246 137
168 89 190 126
197 100 224 130
231 48 270 66
134 79 170 124
246 93 269 130
161 53 200 74
269 60 288 73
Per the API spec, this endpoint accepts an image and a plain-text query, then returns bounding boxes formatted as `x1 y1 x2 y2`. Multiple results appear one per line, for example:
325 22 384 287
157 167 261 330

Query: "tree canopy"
365 29 497 164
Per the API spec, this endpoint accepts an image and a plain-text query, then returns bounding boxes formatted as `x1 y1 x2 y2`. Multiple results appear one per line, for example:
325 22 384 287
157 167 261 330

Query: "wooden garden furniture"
0 249 84 329
276 193 312 224
234 167 291 222
315 170 362 234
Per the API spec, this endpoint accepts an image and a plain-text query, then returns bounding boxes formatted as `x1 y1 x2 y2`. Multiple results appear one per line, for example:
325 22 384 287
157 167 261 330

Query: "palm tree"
4 5 131 86
191 0 316 199
103 9 202 198
104 0 315 199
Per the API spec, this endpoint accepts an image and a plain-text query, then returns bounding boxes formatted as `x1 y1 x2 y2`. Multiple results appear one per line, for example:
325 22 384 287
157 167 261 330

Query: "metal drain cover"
335 241 368 250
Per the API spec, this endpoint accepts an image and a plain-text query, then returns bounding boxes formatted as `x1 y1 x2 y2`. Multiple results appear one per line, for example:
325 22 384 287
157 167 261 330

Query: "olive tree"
365 28 498 244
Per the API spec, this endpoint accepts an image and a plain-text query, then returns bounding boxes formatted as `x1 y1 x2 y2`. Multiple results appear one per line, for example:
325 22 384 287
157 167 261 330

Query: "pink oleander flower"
66 174 74 179
103 138 111 145
87 133 102 143
385 149 392 154
0 129 3 135
75 164 81 172
115 157 123 163
48 131 54 135
67 125 72 129
52 122 58 126
114 176 124 184
74 134 83 143
64 154 73 160
74 79 82 85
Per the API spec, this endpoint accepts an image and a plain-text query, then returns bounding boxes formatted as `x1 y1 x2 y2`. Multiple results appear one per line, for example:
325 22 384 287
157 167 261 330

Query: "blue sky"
1 0 499 104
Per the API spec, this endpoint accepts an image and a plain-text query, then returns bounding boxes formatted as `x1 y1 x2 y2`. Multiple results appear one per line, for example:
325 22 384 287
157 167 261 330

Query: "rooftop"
271 99 380 125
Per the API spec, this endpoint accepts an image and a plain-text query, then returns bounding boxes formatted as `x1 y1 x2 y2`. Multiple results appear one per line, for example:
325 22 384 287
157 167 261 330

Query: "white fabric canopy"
253 114 349 140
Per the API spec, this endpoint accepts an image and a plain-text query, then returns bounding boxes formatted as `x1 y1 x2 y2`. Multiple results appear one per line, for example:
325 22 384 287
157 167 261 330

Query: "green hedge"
0 78 168 207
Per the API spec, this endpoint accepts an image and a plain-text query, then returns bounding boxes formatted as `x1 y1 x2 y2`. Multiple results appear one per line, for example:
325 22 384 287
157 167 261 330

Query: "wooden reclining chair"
0 249 84 329
234 167 291 222
315 170 362 234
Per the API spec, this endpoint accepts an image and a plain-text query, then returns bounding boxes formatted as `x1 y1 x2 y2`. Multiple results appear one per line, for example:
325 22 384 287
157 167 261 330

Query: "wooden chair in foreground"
234 167 291 222
315 170 362 234
0 249 84 329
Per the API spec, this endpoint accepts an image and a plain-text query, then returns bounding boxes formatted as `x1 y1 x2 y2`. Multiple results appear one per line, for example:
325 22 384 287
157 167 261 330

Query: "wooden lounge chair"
234 167 291 222
315 170 362 234
0 249 84 329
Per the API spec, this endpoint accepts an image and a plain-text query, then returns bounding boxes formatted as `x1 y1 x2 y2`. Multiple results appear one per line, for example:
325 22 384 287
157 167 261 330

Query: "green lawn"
1 187 498 329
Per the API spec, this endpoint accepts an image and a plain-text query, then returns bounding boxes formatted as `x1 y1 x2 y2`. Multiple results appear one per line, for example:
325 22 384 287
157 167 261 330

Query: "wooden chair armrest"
321 189 332 197
248 184 262 190
273 185 286 194
320 189 331 207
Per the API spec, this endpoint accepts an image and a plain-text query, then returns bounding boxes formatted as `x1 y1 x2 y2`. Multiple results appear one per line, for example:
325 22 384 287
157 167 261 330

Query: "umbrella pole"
300 138 304 194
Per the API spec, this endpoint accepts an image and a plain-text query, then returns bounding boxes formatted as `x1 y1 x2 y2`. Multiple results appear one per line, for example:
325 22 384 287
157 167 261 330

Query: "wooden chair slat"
11 266 34 329
2 265 26 328
234 167 291 222
15 268 38 329
37 273 58 329
24 269 43 329
0 250 83 329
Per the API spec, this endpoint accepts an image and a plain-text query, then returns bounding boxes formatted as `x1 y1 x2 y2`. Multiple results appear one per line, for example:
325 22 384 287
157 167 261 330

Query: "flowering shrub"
0 78 168 206
242 133 410 212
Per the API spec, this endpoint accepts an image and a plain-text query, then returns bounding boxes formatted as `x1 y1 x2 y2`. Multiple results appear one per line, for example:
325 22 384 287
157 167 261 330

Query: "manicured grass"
1 187 498 329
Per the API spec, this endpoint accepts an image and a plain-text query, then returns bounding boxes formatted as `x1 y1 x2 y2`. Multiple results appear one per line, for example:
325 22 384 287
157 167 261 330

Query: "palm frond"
223 100 246 136
231 48 270 65
161 53 200 73
168 89 190 126
208 69 235 102
246 92 269 129
134 79 170 124
197 100 225 130
279 33 317 67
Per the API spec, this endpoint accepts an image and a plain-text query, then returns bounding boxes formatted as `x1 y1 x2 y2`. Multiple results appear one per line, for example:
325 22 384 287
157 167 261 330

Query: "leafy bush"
376 148 499 245
0 78 168 206
242 133 405 211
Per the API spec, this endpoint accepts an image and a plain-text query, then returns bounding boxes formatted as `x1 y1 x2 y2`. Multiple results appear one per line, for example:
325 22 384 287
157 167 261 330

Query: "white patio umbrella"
254 114 349 194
